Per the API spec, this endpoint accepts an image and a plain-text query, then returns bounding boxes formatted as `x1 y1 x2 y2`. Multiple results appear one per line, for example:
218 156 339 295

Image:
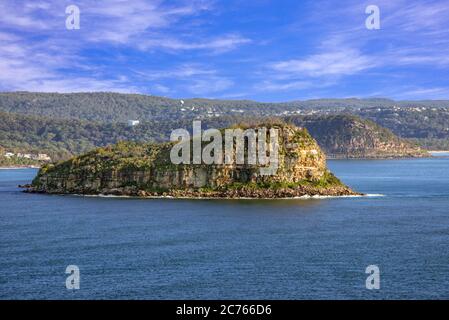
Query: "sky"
1 0 449 101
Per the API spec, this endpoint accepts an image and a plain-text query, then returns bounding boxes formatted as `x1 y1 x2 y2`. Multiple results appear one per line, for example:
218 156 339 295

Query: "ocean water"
1 156 449 299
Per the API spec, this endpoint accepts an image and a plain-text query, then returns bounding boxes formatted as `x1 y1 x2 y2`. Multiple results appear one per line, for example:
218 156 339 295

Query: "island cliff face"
29 123 360 198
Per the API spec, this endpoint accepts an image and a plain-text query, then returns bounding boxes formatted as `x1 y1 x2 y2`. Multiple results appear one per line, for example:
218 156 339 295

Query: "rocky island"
26 123 361 198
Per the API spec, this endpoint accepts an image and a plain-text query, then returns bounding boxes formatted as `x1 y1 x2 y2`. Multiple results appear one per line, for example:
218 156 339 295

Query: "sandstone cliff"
28 123 360 198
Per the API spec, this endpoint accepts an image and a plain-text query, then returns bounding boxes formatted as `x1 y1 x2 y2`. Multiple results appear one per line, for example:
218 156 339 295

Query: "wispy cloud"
251 0 449 99
152 83 171 94
0 0 54 29
134 64 215 80
0 0 248 93
0 0 449 99
271 48 374 78
138 34 251 53
0 28 135 92
83 0 213 44
185 78 233 95
134 63 234 95
395 87 449 100
382 0 449 33
256 81 313 92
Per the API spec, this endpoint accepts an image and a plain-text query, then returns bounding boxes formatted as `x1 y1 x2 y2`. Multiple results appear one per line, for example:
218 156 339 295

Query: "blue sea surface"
1 157 449 299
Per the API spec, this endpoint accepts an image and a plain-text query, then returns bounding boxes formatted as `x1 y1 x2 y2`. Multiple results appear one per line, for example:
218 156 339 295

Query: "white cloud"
395 87 449 99
1 0 448 98
0 1 53 29
393 51 449 67
382 0 449 33
0 0 245 94
0 0 246 53
0 30 135 93
134 64 216 80
84 0 183 43
254 0 449 96
15 77 140 93
138 34 251 53
257 81 313 92
185 78 233 95
271 48 374 77
152 84 171 94
134 63 234 95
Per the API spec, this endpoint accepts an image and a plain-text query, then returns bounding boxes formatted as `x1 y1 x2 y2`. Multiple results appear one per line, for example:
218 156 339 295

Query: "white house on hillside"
127 120 140 126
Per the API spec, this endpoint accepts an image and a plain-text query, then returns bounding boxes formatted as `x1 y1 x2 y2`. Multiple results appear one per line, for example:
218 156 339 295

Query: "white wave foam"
74 194 132 198
71 193 385 200
292 193 384 199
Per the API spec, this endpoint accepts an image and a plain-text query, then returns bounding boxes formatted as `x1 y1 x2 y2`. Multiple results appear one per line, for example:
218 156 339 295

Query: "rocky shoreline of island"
22 182 362 199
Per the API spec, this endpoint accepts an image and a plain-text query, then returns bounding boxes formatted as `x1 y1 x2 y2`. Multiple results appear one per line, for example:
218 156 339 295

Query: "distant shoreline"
0 166 40 170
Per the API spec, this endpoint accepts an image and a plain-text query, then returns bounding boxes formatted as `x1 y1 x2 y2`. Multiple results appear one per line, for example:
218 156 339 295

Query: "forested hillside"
0 92 449 123
0 111 170 160
356 107 449 139
2 92 449 129
0 92 277 122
